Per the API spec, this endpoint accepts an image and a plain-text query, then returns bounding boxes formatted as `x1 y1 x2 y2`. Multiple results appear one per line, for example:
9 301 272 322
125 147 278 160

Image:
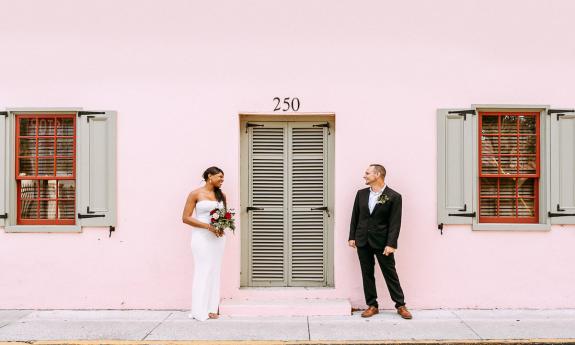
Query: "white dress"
190 200 226 321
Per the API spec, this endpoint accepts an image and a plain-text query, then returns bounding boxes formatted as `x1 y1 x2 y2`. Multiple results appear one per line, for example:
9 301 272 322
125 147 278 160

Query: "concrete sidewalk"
1 309 575 344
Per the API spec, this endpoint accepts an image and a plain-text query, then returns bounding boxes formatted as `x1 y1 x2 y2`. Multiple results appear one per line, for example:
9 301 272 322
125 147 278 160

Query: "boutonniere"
376 193 390 205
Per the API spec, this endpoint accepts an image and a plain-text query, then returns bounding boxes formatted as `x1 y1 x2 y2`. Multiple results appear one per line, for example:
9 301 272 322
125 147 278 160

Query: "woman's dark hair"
203 166 226 208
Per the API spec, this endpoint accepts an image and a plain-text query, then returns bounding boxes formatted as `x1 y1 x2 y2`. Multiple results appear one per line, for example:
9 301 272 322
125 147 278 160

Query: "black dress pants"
357 243 406 309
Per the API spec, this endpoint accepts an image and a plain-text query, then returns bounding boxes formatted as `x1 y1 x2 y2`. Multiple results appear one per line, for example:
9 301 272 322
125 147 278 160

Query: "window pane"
20 200 38 219
501 115 517 134
57 138 74 156
519 136 536 154
19 138 36 156
19 158 36 176
519 156 536 174
481 116 498 134
58 181 75 199
38 118 55 136
38 138 54 156
19 118 36 136
39 180 57 198
500 156 518 174
518 198 535 217
56 158 74 176
481 136 499 154
499 178 516 197
519 116 536 134
499 198 517 217
39 200 57 219
518 178 535 197
480 178 497 196
56 118 74 136
500 136 517 154
480 198 497 217
481 156 499 174
58 200 75 219
38 158 55 176
20 180 38 199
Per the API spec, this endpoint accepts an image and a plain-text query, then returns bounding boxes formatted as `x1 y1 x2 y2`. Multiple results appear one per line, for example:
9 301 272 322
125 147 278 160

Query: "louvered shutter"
550 110 575 224
437 109 474 226
0 114 6 226
288 122 328 286
77 111 117 227
248 123 288 286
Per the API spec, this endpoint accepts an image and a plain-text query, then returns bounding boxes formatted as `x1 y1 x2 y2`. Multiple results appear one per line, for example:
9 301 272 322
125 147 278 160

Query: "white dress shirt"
368 184 387 214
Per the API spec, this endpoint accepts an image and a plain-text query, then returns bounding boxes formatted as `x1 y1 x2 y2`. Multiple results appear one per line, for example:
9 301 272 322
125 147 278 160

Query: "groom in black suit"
349 164 412 319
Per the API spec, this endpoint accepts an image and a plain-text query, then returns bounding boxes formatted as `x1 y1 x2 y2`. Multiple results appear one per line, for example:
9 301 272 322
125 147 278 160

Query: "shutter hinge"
78 207 105 219
313 122 331 135
548 204 575 217
448 109 476 121
0 213 7 219
548 109 574 121
78 111 105 116
438 223 443 235
448 204 476 217
0 111 8 117
109 226 115 238
246 123 264 133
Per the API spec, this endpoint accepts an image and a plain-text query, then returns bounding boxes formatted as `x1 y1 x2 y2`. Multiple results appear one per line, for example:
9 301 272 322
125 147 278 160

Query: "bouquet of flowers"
209 207 236 234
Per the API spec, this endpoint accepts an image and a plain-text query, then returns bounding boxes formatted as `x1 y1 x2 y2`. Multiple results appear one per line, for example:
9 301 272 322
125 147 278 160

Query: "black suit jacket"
349 186 402 250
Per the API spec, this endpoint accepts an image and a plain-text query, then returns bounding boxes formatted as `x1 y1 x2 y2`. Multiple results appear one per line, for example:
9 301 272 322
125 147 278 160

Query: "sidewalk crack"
141 311 173 341
451 309 483 340
307 315 311 340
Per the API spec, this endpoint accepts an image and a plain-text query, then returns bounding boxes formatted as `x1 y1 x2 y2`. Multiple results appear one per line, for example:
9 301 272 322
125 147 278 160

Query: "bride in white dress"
182 166 227 321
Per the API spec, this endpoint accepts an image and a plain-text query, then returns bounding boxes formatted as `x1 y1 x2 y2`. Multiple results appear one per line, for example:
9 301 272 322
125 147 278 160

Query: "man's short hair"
370 164 386 178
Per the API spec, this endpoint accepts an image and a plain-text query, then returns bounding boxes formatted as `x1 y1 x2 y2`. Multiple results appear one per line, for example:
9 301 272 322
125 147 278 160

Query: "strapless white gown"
190 200 226 321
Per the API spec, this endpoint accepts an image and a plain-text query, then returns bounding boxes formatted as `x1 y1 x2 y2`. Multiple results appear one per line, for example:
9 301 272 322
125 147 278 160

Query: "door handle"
311 206 330 217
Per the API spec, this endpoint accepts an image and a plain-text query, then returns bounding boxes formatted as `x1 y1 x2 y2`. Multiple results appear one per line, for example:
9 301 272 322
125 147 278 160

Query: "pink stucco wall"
1 0 575 310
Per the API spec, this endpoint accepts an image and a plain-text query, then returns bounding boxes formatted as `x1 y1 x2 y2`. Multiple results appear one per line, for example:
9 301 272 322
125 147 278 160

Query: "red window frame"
478 111 540 223
15 114 76 225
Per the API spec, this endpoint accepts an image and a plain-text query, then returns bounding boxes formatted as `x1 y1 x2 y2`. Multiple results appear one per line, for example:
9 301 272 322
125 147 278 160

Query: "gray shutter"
77 111 117 227
288 122 328 286
248 123 288 286
437 109 474 226
0 114 6 226
550 110 575 224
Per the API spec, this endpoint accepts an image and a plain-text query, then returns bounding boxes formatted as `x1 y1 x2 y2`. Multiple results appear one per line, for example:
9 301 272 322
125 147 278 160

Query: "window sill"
4 225 81 233
472 223 551 231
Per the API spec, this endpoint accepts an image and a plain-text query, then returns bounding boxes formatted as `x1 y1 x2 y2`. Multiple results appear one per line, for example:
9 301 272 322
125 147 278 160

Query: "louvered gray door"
248 123 288 286
288 122 328 286
246 121 330 287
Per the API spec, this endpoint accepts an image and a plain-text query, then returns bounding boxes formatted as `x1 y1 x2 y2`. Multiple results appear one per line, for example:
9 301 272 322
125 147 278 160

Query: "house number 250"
273 97 300 112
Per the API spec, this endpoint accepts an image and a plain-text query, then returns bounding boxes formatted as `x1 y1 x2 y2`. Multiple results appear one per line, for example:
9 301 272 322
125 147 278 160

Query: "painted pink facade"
1 0 575 311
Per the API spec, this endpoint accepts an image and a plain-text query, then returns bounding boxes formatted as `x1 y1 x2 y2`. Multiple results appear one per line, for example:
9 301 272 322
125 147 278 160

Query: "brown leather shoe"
361 306 379 318
397 305 412 319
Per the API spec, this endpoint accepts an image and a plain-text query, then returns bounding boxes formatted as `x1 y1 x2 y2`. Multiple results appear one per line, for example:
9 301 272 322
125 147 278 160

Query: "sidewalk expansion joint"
450 310 483 340
306 315 310 340
140 311 173 341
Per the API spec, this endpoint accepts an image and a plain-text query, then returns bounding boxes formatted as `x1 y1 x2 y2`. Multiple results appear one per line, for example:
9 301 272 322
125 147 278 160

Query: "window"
0 109 117 232
437 106 575 230
478 112 539 223
16 114 76 225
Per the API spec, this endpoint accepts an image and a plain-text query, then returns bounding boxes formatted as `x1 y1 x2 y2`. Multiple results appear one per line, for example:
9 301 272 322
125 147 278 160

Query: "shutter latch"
246 123 264 133
448 109 476 121
246 206 264 212
311 206 330 217
0 213 7 219
548 204 575 217
313 123 330 135
0 111 8 117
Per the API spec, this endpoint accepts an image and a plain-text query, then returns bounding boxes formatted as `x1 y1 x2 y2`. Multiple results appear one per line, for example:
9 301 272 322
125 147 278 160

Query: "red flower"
210 209 216 215
210 218 215 223
225 212 232 220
